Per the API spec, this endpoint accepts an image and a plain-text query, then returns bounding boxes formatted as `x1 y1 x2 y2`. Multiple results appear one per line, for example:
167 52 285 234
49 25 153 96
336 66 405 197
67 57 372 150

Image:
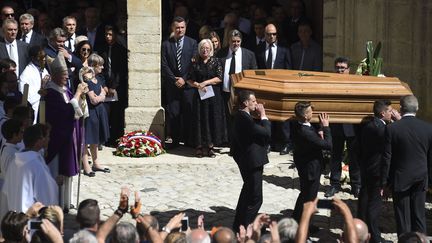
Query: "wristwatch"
162 226 171 234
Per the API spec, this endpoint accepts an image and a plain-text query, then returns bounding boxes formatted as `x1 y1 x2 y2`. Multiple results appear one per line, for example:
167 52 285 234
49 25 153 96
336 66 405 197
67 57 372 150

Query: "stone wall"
323 0 432 121
126 0 165 138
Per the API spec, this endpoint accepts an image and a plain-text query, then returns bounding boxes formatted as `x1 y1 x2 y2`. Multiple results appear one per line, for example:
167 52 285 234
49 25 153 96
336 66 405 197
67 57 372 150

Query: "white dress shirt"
223 48 243 92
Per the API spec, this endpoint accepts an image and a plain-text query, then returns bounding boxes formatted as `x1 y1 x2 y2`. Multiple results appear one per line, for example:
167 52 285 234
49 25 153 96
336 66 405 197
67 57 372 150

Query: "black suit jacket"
0 40 30 76
255 43 292 69
18 31 47 48
292 122 332 180
231 110 271 171
383 116 432 191
216 47 257 72
359 117 386 178
161 36 197 91
76 25 106 54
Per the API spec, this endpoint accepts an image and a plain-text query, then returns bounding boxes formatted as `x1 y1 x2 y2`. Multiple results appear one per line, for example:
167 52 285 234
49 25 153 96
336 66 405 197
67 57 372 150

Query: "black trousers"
329 136 361 187
233 166 264 232
357 176 383 243
292 167 320 222
392 180 427 236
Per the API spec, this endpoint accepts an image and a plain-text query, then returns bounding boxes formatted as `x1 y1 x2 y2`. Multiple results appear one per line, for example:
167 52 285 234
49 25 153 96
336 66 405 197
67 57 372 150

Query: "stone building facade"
126 0 432 137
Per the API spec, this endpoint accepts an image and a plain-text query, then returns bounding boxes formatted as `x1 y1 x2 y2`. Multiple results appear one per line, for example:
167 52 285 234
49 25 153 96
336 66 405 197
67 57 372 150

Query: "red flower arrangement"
114 130 165 157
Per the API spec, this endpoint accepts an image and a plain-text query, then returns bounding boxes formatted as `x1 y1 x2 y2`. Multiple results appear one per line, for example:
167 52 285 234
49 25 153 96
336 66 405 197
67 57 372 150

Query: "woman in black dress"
187 39 227 157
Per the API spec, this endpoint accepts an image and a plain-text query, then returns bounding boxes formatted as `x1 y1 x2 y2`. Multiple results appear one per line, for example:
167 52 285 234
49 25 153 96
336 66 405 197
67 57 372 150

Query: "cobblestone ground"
65 146 432 242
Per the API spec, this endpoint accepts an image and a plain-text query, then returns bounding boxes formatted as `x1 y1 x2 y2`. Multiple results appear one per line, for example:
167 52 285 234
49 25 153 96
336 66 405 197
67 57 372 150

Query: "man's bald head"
213 227 236 243
187 229 211 243
352 218 370 243
265 24 278 44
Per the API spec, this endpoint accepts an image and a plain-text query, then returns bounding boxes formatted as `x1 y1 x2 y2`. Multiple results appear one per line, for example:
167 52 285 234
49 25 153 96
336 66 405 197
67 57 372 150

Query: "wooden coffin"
230 69 412 123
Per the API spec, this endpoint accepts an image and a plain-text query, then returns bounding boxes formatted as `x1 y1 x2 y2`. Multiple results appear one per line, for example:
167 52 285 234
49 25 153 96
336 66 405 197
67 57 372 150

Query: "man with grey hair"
112 222 139 243
0 18 29 76
277 218 298 242
44 27 83 91
69 229 98 243
186 229 211 243
216 29 257 141
62 16 77 52
18 13 45 47
382 95 432 236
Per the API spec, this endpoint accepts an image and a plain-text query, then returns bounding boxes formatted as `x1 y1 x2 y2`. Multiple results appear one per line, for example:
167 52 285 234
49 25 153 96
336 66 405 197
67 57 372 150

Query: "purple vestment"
45 87 84 177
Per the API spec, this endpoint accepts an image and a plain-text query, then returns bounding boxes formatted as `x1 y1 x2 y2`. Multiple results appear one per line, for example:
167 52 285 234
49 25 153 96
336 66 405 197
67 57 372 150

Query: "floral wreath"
114 130 165 157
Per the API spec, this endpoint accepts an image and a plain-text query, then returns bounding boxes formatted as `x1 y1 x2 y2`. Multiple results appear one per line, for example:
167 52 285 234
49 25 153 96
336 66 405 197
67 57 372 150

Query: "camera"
28 218 42 231
181 216 189 231
317 199 334 209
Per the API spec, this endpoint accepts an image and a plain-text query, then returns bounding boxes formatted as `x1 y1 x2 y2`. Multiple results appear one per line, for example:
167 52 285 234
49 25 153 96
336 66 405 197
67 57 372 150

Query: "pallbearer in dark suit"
231 90 271 232
382 95 432 236
291 101 332 226
357 100 399 243
161 16 197 147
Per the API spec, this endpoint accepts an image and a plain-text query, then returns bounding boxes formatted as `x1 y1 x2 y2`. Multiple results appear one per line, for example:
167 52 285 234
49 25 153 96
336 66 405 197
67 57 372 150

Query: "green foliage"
356 41 383 76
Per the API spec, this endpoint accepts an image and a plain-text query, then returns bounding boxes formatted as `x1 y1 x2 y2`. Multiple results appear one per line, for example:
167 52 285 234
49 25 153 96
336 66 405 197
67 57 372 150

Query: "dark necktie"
68 37 73 51
21 33 27 43
176 39 182 72
266 43 273 69
229 51 236 75
108 45 112 77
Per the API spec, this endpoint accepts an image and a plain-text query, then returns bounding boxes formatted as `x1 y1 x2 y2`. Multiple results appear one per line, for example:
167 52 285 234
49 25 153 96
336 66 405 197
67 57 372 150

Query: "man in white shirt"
0 19 30 77
63 16 77 52
19 45 50 123
2 123 58 213
18 13 46 48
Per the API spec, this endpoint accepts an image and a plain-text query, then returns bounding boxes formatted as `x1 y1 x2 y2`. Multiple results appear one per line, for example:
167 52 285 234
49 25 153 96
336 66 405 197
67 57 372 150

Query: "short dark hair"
136 215 159 237
1 118 22 140
253 18 267 27
3 96 18 114
237 90 254 108
12 105 31 122
373 100 391 117
105 24 119 35
294 101 312 118
29 45 44 59
77 199 100 228
23 123 49 148
1 211 28 241
334 57 350 67
398 232 428 243
0 58 16 70
172 16 186 24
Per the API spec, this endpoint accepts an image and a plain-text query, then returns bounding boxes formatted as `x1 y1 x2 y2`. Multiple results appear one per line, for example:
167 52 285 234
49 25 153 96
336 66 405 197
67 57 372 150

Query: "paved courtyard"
66 146 432 242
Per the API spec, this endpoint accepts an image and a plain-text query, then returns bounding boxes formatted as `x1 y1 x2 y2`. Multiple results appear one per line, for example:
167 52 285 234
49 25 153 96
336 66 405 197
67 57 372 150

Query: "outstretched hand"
319 113 329 127
130 191 142 218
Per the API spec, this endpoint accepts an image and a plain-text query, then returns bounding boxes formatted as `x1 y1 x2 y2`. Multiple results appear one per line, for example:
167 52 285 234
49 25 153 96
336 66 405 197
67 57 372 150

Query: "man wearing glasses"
325 57 362 198
0 5 14 41
256 24 293 155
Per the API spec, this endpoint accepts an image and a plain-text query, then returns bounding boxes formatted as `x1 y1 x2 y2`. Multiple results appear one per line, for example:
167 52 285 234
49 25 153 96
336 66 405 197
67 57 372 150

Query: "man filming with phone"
291 101 332 231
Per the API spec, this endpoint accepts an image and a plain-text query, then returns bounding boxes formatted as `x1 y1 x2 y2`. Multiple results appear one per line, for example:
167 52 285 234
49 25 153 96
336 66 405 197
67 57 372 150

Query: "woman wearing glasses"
74 40 93 67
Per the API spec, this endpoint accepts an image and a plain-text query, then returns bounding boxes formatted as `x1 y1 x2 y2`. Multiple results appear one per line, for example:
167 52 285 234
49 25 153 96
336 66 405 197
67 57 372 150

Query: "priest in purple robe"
44 52 88 212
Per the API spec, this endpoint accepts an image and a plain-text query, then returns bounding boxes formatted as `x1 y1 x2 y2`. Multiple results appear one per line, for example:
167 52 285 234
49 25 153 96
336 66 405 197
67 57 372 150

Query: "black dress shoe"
266 144 271 154
378 238 393 243
280 143 293 155
83 170 96 177
325 186 339 197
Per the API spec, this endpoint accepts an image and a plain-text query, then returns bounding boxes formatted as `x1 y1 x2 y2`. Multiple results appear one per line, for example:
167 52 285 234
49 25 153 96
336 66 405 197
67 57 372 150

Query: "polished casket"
230 69 412 123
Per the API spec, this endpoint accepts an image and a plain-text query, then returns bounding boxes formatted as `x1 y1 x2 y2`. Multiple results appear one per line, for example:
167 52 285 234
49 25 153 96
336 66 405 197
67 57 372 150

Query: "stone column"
323 0 432 121
126 0 165 138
